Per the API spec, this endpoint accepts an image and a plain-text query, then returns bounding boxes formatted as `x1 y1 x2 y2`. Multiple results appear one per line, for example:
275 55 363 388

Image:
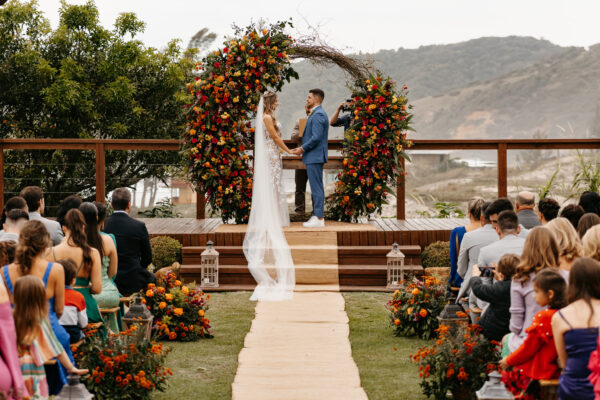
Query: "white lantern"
386 242 405 289
201 240 219 287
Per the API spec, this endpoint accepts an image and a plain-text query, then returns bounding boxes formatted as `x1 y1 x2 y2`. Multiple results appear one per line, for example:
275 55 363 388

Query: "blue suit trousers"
306 163 324 218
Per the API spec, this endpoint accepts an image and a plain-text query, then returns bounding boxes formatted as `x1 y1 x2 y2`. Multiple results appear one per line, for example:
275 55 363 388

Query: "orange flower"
169 332 177 340
411 288 419 296
148 283 156 288
419 309 428 318
198 309 205 317
457 368 468 381
165 294 173 301
174 308 184 316
181 286 190 295
394 318 400 326
446 368 455 378
407 307 413 315
159 302 166 309
145 289 154 297
174 280 182 286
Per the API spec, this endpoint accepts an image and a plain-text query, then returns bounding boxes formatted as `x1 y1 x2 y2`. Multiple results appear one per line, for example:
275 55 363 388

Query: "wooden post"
0 145 4 212
497 143 508 198
95 142 106 203
196 190 205 220
396 157 406 220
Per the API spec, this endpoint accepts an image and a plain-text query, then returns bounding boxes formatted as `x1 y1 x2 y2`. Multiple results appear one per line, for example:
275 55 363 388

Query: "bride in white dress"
242 91 296 301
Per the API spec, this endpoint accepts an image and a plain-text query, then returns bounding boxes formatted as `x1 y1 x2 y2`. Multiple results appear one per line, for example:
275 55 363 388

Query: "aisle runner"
232 291 368 400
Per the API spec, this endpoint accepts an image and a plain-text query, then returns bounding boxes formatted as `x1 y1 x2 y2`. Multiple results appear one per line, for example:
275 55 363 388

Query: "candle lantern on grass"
201 240 219 288
122 295 153 342
386 242 405 289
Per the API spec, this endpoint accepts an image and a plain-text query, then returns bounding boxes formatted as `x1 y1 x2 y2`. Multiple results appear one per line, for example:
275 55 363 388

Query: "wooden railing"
1 138 599 220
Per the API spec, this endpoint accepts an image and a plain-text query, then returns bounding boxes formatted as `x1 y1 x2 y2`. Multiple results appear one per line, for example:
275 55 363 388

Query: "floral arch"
182 21 413 223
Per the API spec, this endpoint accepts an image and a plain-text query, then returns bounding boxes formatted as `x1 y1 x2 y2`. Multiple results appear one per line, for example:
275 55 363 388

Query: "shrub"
410 323 500 400
387 276 447 340
142 272 212 341
150 236 182 269
421 241 450 269
74 327 172 400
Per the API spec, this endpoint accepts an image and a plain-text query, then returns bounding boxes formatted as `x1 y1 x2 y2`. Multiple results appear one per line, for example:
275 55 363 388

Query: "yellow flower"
182 286 189 295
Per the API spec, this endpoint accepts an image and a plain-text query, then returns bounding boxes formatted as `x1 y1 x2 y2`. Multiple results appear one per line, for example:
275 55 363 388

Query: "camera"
478 266 495 278
340 98 353 112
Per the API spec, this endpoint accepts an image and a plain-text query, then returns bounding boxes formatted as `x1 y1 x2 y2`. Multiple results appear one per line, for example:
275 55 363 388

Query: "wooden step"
183 245 339 266
337 245 421 265
284 231 337 246
195 283 393 293
338 264 423 287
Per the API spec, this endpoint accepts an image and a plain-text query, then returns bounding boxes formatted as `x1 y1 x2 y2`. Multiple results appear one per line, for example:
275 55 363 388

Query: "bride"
242 91 295 301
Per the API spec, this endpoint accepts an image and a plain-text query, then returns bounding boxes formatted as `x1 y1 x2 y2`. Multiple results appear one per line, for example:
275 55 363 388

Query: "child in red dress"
500 268 567 399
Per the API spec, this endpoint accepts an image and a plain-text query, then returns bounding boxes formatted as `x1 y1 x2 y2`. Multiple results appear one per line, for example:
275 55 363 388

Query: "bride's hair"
262 91 278 125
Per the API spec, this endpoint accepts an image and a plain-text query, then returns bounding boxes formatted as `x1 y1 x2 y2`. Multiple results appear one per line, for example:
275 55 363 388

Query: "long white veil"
242 97 295 301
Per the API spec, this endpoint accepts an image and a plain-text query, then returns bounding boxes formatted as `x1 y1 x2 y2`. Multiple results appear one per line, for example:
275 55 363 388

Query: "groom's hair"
309 88 325 102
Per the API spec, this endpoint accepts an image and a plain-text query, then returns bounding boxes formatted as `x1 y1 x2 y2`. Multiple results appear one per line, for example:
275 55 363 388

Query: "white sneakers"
303 216 325 228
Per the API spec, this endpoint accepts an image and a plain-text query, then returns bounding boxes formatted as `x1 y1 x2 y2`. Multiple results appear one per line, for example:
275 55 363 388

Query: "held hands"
289 147 303 156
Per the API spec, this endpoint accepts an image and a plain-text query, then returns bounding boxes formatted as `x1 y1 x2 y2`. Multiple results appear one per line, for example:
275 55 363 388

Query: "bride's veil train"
242 97 295 301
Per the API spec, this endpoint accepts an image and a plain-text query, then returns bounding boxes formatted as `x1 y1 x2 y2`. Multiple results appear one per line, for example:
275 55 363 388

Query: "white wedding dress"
242 98 295 301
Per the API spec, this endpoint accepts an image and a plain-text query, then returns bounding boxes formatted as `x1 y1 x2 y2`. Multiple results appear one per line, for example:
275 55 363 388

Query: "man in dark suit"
103 188 154 296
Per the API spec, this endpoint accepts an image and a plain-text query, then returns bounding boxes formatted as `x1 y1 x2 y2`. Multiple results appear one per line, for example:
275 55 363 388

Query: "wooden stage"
142 218 467 291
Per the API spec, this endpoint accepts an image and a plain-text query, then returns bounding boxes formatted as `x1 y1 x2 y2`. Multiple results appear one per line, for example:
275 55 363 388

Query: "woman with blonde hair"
546 217 583 276
449 197 484 290
508 227 560 352
583 225 600 261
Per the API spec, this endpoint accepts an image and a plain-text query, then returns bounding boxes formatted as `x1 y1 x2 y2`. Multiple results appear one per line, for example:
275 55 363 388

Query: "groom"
291 88 328 228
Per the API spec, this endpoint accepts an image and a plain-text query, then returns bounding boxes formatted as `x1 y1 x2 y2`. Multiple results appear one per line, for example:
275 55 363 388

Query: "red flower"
223 47 229 53
211 138 218 144
277 52 283 58
191 138 197 143
379 96 385 103
214 62 220 68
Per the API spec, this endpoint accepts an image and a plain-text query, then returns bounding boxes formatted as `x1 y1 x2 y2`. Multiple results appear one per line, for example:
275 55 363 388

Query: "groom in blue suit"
291 89 328 228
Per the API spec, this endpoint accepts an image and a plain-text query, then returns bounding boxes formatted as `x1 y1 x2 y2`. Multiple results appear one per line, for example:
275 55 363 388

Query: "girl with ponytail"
45 208 103 326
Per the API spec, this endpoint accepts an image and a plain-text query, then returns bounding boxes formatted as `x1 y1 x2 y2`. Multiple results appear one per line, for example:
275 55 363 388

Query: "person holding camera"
330 99 354 131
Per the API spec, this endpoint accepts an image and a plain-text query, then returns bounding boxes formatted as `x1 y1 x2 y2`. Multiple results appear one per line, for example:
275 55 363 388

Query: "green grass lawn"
343 292 431 400
154 292 255 400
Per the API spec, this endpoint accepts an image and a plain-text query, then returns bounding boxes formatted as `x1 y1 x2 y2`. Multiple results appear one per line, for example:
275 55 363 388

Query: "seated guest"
0 274 27 400
516 191 541 229
103 188 154 296
582 225 600 262
478 210 526 268
552 257 600 400
0 196 28 236
0 209 29 243
500 269 566 399
55 195 82 228
471 253 519 341
0 241 16 266
57 259 87 344
80 202 121 333
449 197 484 290
538 197 560 225
20 186 63 245
578 213 600 239
546 217 583 278
579 191 600 216
46 209 103 326
560 204 585 230
456 202 498 307
486 197 529 238
509 227 560 353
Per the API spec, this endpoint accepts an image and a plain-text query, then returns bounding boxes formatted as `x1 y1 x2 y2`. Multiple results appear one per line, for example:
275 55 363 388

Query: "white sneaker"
303 216 325 228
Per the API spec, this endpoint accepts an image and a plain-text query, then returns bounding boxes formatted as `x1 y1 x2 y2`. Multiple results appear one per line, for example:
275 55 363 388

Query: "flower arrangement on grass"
410 323 500 400
387 276 447 340
73 326 172 400
142 272 213 341
327 72 413 222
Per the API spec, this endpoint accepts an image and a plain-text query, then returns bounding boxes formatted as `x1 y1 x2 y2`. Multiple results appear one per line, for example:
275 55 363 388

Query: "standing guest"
552 258 600 400
546 217 583 278
583 225 600 262
13 276 87 399
560 204 585 230
471 253 519 341
103 188 154 296
55 195 82 228
80 202 120 333
46 209 103 325
508 227 560 353
291 105 311 215
0 196 28 231
19 187 63 246
516 191 541 229
538 197 561 225
578 213 600 239
449 197 484 290
500 269 567 399
57 259 87 344
579 191 600 216
0 210 29 243
0 221 73 393
0 275 27 400
0 242 16 266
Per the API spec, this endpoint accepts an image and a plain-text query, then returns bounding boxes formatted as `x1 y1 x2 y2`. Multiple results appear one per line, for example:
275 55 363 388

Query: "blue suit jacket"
301 105 329 164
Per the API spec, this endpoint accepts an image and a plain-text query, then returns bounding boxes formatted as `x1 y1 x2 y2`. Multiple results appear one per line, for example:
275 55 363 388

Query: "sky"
35 0 600 54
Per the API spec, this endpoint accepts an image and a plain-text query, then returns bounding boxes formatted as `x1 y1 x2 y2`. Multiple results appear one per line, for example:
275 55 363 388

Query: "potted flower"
387 276 447 340
410 323 500 400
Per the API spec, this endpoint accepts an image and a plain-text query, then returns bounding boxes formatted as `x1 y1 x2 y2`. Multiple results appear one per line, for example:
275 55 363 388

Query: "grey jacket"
477 234 526 267
456 224 499 301
29 211 64 245
518 209 541 229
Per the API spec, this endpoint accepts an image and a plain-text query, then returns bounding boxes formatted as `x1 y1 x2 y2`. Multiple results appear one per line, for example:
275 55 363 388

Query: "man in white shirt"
20 186 64 245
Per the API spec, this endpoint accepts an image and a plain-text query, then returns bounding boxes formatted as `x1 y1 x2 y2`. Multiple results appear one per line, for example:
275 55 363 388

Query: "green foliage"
0 1 193 213
571 150 600 196
150 236 182 269
138 199 182 218
537 167 560 200
421 241 450 269
387 276 447 340
417 202 465 218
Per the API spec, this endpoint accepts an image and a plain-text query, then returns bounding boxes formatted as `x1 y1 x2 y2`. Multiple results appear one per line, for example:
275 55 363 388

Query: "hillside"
276 36 580 139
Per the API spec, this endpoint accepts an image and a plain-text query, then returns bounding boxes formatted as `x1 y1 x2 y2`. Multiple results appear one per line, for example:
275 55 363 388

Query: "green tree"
0 0 193 214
